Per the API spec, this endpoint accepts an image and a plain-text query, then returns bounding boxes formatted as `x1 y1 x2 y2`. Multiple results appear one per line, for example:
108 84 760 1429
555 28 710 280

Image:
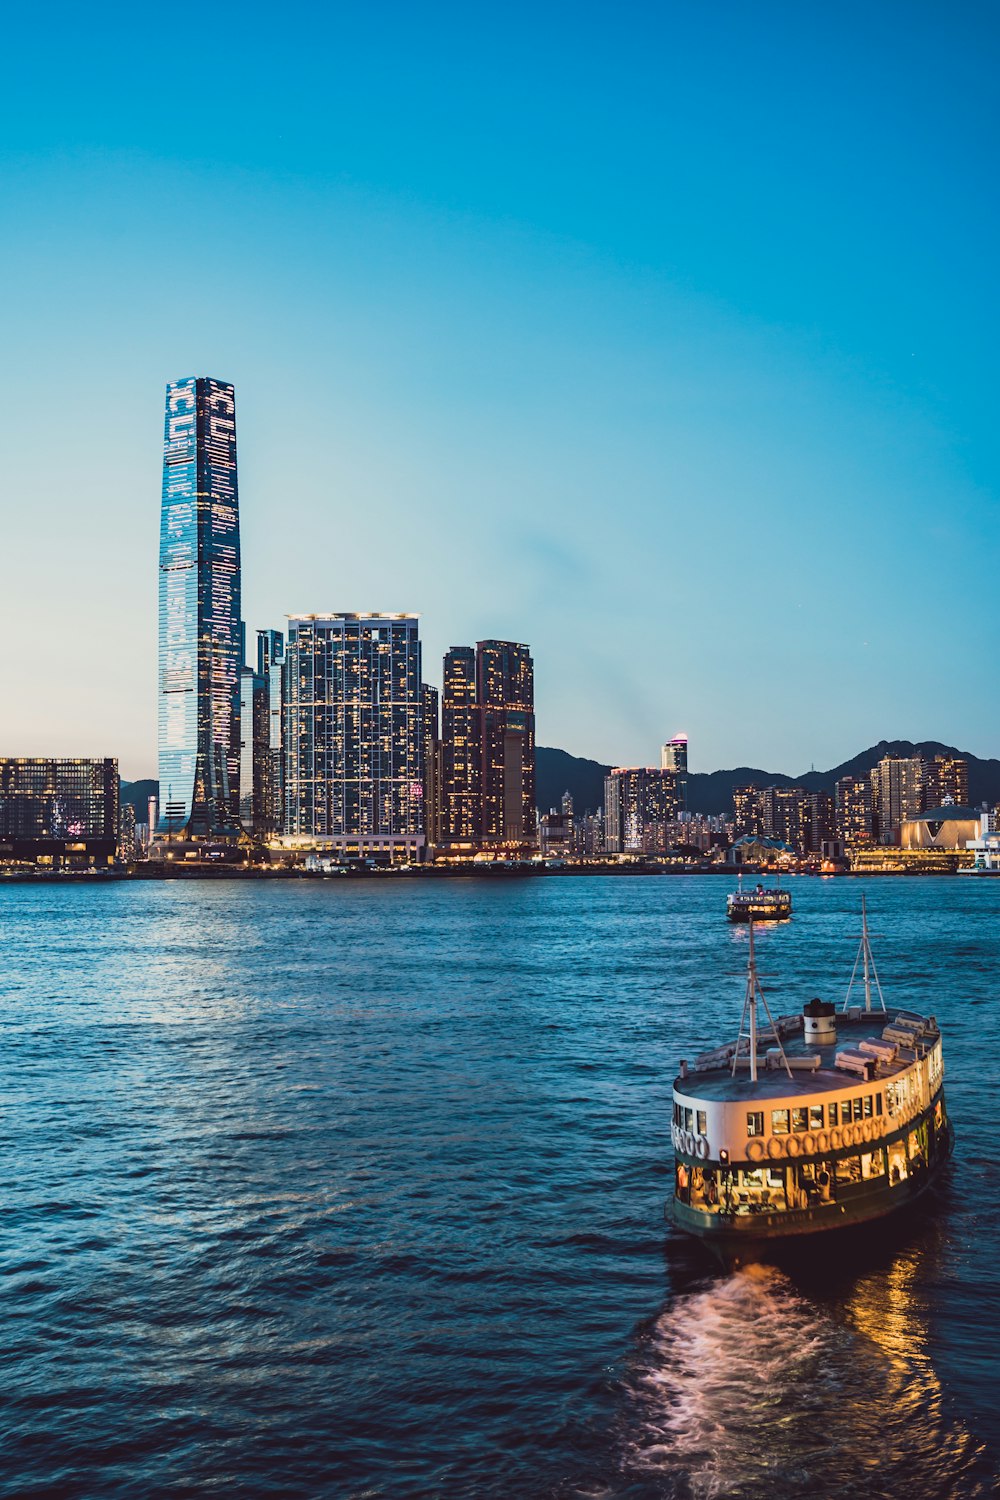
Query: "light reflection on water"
624 1255 988 1499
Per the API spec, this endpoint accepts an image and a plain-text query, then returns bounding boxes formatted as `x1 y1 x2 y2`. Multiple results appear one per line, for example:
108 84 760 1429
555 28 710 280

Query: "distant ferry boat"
726 882 792 922
669 901 952 1267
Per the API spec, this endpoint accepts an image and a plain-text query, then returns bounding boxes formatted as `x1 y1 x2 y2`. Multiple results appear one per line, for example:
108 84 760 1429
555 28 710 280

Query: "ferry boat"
726 881 792 922
669 901 952 1266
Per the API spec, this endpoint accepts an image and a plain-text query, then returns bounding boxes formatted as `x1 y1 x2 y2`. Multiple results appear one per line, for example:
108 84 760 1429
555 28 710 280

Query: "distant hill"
120 779 158 818
535 747 610 814
537 740 1000 815
127 740 1000 822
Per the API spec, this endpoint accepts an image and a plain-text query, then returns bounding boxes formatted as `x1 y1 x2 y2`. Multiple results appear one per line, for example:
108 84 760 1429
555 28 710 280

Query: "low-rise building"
0 758 119 868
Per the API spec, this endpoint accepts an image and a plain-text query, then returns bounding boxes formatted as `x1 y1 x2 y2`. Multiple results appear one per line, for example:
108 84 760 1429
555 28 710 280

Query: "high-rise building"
604 767 679 853
477 640 535 849
157 377 242 840
922 754 969 809
835 776 873 846
440 647 480 847
439 641 536 853
805 791 835 854
118 801 137 862
421 682 442 848
238 662 259 830
661 735 689 809
0 758 119 868
258 629 285 833
732 785 760 836
283 613 424 860
870 756 923 844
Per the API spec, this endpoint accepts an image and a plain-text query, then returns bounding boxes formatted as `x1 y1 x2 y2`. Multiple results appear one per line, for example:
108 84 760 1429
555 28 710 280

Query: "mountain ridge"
121 740 1000 819
535 740 1000 815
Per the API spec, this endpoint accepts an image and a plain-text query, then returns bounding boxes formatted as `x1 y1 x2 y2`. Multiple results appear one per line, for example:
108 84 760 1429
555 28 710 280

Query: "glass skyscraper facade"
157 377 242 839
283 614 424 850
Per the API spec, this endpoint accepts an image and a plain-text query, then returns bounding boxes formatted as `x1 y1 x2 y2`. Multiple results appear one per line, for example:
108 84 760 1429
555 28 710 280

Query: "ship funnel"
803 998 837 1046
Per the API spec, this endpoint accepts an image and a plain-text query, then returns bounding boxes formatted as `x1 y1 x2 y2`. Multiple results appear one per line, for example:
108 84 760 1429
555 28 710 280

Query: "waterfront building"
922 754 969 810
258 630 285 834
421 682 442 848
0 758 119 868
604 767 679 854
661 735 689 809
478 640 536 850
118 801 137 862
900 805 982 852
572 809 605 858
439 640 536 854
732 785 760 837
440 647 480 848
538 806 573 859
871 756 923 845
156 377 242 841
835 775 873 847
806 791 835 855
238 663 259 830
669 811 732 853
282 613 424 861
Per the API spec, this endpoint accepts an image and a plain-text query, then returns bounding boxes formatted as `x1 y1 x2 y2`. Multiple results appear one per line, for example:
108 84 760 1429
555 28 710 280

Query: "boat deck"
679 1008 937 1103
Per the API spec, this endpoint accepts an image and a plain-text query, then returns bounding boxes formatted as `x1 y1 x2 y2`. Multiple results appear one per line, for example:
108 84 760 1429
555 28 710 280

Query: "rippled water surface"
1 875 998 1498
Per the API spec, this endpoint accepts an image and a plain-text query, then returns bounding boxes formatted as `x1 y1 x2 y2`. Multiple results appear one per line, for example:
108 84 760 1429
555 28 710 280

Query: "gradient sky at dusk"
1 1 997 779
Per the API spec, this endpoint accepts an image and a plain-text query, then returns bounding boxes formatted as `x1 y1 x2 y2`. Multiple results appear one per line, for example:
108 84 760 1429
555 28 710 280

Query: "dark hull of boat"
726 907 791 922
668 1124 954 1272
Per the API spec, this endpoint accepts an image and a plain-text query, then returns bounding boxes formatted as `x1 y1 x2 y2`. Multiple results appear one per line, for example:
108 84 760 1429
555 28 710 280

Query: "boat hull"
669 1123 953 1271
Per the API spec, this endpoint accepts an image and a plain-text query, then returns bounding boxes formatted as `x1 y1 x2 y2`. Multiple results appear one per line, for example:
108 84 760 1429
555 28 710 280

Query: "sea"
1 874 998 1499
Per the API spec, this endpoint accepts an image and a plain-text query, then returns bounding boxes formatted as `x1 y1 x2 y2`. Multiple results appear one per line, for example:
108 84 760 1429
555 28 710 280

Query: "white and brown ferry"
669 902 953 1266
726 881 792 922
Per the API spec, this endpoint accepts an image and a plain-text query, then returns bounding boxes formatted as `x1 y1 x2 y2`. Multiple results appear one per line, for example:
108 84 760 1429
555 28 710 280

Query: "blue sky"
1 1 997 779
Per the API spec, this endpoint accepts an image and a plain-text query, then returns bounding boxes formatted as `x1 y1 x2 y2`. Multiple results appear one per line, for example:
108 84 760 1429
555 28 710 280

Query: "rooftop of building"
908 806 980 822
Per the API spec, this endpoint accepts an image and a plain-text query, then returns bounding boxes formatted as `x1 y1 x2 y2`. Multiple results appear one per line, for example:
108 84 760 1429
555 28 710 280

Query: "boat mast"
731 920 793 1080
843 895 886 1013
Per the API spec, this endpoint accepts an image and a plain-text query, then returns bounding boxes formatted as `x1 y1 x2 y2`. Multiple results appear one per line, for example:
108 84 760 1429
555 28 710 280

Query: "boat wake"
621 1265 989 1499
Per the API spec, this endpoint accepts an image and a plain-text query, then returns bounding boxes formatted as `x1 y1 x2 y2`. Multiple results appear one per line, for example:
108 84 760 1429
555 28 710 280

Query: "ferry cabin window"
852 1098 864 1123
772 1109 790 1135
863 1095 873 1119
828 1102 839 1127
684 1108 694 1131
791 1108 808 1133
746 1111 765 1138
809 1105 824 1130
875 1094 883 1116
697 1111 707 1136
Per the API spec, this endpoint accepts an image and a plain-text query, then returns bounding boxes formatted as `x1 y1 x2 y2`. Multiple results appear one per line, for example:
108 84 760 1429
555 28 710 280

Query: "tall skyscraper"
157 377 242 840
421 682 442 848
604 767 679 854
439 640 536 853
835 775 873 846
661 735 689 809
922 754 969 809
258 629 285 833
870 756 923 844
477 640 535 849
440 647 480 847
283 613 424 860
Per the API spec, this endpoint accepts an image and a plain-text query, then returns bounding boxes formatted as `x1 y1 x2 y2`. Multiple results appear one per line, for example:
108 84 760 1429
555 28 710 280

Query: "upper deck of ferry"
676 1006 940 1105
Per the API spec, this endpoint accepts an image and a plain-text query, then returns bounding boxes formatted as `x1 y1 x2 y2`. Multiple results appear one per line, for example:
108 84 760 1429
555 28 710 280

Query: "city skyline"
2 7 998 778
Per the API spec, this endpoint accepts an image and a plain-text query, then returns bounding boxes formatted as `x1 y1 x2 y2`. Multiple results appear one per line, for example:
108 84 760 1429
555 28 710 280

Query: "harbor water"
1 875 998 1498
